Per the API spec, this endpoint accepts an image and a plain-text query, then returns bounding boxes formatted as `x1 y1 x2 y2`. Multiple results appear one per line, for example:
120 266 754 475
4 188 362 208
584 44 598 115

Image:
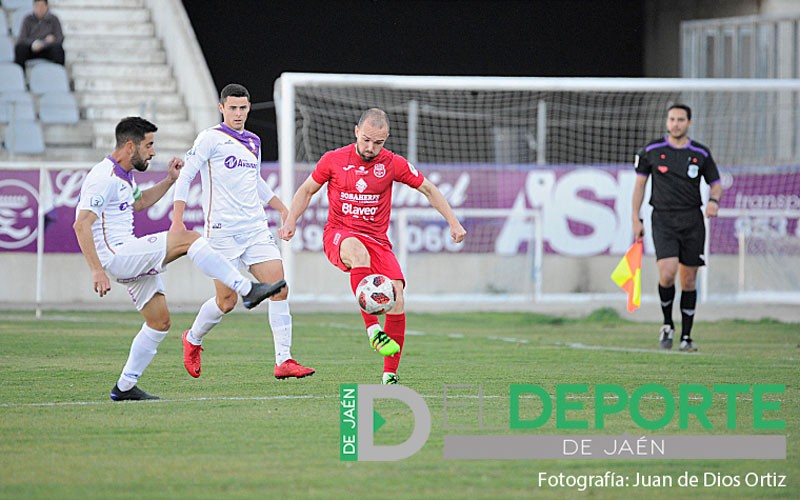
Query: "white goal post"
273 73 800 305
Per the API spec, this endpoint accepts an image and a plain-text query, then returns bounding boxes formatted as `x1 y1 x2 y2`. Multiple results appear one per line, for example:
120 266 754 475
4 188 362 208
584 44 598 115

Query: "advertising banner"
1 164 797 256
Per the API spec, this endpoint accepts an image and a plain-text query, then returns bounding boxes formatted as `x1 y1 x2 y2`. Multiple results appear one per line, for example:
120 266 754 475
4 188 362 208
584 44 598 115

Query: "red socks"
349 266 371 294
351 266 379 329
383 313 405 373
351 266 404 374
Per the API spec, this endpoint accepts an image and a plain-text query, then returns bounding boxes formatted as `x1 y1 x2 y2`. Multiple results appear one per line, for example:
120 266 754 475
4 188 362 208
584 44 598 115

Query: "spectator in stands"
14 0 65 67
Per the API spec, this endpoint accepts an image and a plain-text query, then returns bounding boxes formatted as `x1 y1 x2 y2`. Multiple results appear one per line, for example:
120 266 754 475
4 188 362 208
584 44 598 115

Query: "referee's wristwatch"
708 197 719 205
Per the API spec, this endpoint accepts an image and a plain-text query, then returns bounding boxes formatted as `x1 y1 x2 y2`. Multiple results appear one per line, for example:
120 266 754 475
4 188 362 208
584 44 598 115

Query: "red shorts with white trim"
323 228 405 282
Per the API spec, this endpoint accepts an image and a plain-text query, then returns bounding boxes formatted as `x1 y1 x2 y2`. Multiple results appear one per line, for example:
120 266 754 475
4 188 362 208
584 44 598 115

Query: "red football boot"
182 330 203 378
274 359 315 379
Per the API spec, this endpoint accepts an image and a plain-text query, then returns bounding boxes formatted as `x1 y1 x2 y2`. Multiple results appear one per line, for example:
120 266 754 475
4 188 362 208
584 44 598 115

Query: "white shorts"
105 232 168 311
208 226 282 271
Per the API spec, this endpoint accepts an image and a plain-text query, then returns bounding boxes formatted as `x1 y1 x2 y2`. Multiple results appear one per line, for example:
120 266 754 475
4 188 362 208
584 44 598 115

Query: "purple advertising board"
1 164 798 256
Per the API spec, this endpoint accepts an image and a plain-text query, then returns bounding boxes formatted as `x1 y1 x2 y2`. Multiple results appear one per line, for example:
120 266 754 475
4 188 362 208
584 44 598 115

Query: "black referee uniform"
635 135 721 266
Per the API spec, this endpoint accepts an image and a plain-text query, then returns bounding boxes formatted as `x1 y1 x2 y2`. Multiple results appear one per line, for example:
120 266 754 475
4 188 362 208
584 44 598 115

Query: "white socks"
184 298 293 365
187 238 251 296
269 299 293 365
117 323 168 391
187 297 225 345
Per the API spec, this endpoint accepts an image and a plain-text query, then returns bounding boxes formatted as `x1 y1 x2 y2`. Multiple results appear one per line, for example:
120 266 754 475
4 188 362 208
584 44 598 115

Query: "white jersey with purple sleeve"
75 156 141 267
173 123 271 238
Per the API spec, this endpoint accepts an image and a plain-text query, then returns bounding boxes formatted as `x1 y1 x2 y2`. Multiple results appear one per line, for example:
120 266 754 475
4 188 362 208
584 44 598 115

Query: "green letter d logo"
356 385 431 461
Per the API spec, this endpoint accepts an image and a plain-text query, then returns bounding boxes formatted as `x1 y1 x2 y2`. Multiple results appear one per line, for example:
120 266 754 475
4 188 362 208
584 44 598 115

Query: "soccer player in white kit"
172 84 314 380
73 117 286 401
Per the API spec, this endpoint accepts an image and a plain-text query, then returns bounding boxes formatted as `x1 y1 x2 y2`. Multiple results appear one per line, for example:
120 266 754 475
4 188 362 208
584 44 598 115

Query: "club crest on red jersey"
374 163 386 178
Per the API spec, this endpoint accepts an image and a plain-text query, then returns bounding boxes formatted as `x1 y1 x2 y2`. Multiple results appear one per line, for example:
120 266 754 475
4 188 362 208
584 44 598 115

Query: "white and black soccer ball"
356 274 396 315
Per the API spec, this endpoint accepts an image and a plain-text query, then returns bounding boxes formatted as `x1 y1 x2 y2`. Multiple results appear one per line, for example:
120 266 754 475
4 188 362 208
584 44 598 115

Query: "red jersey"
312 144 424 245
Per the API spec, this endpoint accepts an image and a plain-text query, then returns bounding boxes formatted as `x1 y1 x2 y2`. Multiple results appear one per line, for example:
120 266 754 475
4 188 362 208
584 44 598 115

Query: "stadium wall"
143 0 219 131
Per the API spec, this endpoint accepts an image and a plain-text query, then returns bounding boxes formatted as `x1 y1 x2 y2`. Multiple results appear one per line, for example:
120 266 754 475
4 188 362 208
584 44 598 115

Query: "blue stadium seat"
0 11 9 36
10 7 27 38
0 35 14 63
0 62 25 92
0 90 36 123
28 61 70 93
4 118 45 154
4 0 32 10
38 91 79 124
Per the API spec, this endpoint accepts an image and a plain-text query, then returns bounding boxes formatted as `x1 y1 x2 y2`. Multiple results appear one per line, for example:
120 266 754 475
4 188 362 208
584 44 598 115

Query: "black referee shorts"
651 208 706 266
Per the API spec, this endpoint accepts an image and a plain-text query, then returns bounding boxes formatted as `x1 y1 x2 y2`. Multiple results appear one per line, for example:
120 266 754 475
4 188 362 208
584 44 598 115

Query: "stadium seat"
3 0 32 10
0 62 25 92
0 35 14 63
24 57 52 69
28 61 70 93
4 118 45 154
38 91 79 124
0 90 36 123
10 7 27 38
0 12 9 36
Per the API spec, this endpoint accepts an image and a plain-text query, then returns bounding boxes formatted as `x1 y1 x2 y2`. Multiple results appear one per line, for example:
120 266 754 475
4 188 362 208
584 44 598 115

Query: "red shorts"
323 228 405 282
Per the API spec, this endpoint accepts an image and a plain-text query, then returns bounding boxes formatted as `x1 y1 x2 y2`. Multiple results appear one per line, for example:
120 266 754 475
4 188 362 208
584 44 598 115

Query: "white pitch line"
551 341 798 361
0 393 485 408
1 391 780 409
0 394 323 408
1 313 143 326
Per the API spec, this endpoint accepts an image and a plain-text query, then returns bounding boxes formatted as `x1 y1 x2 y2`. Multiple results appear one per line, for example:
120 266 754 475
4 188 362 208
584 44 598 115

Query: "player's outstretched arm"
279 176 323 241
416 178 466 243
73 209 111 297
170 200 188 232
136 157 183 211
266 195 289 223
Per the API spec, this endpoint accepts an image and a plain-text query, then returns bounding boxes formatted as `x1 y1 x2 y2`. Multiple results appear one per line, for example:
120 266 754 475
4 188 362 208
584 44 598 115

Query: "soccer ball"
355 274 396 315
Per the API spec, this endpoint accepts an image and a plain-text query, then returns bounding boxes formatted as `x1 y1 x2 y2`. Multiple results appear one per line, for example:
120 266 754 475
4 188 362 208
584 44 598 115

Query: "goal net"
273 74 800 305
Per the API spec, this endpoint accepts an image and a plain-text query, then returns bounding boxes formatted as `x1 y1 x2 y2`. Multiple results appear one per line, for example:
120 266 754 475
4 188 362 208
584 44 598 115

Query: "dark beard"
131 152 149 172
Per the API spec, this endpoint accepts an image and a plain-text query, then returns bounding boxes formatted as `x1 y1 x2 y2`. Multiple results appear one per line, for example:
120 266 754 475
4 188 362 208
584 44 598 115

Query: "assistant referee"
631 104 724 352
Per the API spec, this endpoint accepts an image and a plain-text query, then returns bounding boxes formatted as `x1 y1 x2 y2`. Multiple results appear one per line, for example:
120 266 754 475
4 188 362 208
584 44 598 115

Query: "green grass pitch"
0 309 797 499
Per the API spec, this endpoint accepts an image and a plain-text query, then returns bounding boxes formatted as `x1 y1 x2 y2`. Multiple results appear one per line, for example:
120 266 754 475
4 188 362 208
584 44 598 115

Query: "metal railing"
682 14 800 78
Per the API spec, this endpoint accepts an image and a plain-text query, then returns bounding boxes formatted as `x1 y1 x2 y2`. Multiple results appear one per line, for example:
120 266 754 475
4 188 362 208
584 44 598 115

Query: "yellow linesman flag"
611 240 643 313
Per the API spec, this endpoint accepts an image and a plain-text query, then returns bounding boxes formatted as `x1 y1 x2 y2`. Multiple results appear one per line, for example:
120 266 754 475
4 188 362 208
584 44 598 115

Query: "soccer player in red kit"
279 108 466 384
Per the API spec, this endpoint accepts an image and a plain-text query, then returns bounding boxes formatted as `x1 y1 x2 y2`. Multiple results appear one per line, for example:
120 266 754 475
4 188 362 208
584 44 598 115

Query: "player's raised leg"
165 229 286 308
340 237 400 357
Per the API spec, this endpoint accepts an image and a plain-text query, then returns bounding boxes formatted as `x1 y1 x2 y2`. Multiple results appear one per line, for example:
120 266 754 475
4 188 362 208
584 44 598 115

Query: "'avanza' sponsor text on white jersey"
174 124 274 237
